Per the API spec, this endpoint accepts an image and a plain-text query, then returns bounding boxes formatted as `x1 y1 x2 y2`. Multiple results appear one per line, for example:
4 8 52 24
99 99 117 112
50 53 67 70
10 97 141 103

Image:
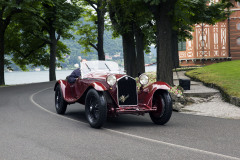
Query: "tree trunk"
172 30 179 69
154 2 176 86
0 27 5 85
135 27 145 74
97 8 105 60
122 30 137 77
49 30 57 81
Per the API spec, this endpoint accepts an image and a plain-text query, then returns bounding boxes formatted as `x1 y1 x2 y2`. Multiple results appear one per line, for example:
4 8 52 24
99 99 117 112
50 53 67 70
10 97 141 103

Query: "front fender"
138 81 171 107
54 80 68 90
54 80 70 101
90 82 108 91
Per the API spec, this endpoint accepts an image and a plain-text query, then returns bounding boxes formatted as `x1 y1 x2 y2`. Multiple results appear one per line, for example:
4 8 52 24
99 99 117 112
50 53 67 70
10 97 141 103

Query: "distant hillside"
61 30 124 68
6 30 156 71
61 30 157 68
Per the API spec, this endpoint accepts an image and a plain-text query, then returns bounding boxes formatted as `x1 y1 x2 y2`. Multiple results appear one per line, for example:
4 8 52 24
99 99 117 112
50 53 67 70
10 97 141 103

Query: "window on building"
178 41 186 51
237 2 240 7
237 38 240 46
237 23 240 30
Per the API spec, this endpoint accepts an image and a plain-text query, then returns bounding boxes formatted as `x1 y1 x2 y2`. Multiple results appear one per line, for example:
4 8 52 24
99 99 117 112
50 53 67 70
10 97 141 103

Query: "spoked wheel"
55 84 67 114
85 89 107 128
149 91 172 125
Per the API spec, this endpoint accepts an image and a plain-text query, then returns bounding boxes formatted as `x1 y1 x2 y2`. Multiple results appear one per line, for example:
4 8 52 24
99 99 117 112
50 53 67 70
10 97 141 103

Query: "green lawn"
186 60 240 98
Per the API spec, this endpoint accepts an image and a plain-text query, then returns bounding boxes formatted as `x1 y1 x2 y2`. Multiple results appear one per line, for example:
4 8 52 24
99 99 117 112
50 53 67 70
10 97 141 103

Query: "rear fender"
138 81 171 107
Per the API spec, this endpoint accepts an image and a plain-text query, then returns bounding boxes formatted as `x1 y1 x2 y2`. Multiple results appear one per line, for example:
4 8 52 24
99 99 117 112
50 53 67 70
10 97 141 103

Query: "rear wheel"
55 84 67 114
149 91 172 125
85 89 107 128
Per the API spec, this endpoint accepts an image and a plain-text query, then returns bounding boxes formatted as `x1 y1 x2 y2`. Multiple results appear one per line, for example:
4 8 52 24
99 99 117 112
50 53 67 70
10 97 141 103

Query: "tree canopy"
0 0 82 85
128 0 240 85
75 0 107 60
1 0 240 86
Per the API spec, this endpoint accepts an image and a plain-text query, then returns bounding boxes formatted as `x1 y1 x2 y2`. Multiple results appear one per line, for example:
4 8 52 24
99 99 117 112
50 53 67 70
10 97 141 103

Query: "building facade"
179 1 240 66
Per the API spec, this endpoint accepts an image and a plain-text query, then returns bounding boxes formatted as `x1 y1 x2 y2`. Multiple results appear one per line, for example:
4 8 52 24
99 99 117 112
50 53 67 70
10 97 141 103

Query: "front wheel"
149 91 172 125
85 89 107 128
55 84 67 114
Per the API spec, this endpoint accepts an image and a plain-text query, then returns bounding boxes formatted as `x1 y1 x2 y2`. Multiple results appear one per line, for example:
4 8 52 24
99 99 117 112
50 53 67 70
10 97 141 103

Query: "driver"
67 68 81 84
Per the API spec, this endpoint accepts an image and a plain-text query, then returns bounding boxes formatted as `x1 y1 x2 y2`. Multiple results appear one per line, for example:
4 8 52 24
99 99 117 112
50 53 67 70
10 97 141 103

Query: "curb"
183 91 219 98
185 73 240 107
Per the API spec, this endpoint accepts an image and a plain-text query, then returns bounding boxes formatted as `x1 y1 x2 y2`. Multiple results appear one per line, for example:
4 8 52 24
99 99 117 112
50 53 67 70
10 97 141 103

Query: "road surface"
0 82 240 160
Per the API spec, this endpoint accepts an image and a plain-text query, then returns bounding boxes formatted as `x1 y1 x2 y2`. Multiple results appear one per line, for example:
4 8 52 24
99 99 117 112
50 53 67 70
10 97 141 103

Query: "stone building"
179 1 240 66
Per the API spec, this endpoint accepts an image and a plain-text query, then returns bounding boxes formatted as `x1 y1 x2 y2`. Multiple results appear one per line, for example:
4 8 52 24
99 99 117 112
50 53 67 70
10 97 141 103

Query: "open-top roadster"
54 61 172 128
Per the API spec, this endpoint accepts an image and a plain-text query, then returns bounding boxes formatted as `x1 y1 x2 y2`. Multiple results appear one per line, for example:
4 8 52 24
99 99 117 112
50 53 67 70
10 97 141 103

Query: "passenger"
67 68 81 84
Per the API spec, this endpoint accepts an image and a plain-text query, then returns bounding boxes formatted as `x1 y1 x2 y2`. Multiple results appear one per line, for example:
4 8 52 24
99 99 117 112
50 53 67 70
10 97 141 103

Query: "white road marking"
30 87 87 125
30 88 240 160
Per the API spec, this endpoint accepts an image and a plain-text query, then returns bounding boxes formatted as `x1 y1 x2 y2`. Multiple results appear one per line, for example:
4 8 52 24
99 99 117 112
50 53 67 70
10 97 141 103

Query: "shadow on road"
34 87 175 129
64 107 170 129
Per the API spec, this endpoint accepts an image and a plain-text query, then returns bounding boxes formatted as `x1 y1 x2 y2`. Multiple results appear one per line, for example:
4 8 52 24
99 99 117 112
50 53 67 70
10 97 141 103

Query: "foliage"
5 22 48 71
75 17 98 54
0 0 36 84
61 29 123 67
169 86 183 97
135 0 239 40
173 0 232 40
130 0 240 85
109 0 154 45
186 60 240 98
8 0 81 72
28 0 82 42
75 0 107 59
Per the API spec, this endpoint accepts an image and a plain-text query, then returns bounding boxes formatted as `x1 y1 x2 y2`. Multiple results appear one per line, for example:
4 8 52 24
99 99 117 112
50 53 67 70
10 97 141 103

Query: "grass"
186 60 240 98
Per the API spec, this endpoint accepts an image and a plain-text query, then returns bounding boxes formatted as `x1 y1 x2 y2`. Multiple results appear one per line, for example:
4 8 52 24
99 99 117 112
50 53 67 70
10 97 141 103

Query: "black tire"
55 84 67 114
149 91 172 125
85 89 107 128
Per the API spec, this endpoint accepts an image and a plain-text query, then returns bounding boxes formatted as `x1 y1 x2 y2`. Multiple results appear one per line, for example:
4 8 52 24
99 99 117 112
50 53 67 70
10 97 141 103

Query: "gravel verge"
181 94 240 119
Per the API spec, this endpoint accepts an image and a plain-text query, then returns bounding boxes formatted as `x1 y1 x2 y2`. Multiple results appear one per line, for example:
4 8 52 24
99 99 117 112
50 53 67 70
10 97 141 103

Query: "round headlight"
106 75 117 86
139 74 149 86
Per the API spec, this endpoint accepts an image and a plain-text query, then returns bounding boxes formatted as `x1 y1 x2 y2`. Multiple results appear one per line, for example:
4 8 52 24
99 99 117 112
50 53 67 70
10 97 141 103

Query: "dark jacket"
68 68 81 84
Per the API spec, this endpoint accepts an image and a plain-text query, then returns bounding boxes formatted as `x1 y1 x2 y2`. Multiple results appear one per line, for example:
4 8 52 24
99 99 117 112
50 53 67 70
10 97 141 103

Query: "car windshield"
81 61 123 76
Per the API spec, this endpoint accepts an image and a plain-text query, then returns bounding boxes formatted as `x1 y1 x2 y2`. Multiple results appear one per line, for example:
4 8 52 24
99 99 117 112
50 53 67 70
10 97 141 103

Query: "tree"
141 0 177 86
27 0 82 81
134 0 239 85
171 0 236 68
6 22 70 71
109 0 137 77
0 0 82 84
76 0 107 60
0 0 23 85
5 23 48 70
133 3 155 74
109 0 155 77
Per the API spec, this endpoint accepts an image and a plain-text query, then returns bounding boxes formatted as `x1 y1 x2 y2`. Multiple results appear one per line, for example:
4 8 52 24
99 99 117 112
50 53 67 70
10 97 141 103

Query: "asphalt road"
0 82 240 160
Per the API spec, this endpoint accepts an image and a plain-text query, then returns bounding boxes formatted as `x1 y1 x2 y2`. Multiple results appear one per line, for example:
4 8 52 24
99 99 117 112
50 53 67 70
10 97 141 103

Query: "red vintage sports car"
54 61 172 128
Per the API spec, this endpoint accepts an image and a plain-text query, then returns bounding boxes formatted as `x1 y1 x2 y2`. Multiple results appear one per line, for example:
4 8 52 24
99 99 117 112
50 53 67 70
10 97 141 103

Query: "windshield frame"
80 60 123 78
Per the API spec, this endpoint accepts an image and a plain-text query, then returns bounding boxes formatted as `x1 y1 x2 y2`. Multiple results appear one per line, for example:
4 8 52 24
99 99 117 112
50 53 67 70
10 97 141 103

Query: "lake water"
5 70 71 85
4 65 156 85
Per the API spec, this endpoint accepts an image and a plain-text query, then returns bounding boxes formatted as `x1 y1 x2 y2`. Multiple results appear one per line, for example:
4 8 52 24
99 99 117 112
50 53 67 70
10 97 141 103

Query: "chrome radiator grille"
117 76 138 106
